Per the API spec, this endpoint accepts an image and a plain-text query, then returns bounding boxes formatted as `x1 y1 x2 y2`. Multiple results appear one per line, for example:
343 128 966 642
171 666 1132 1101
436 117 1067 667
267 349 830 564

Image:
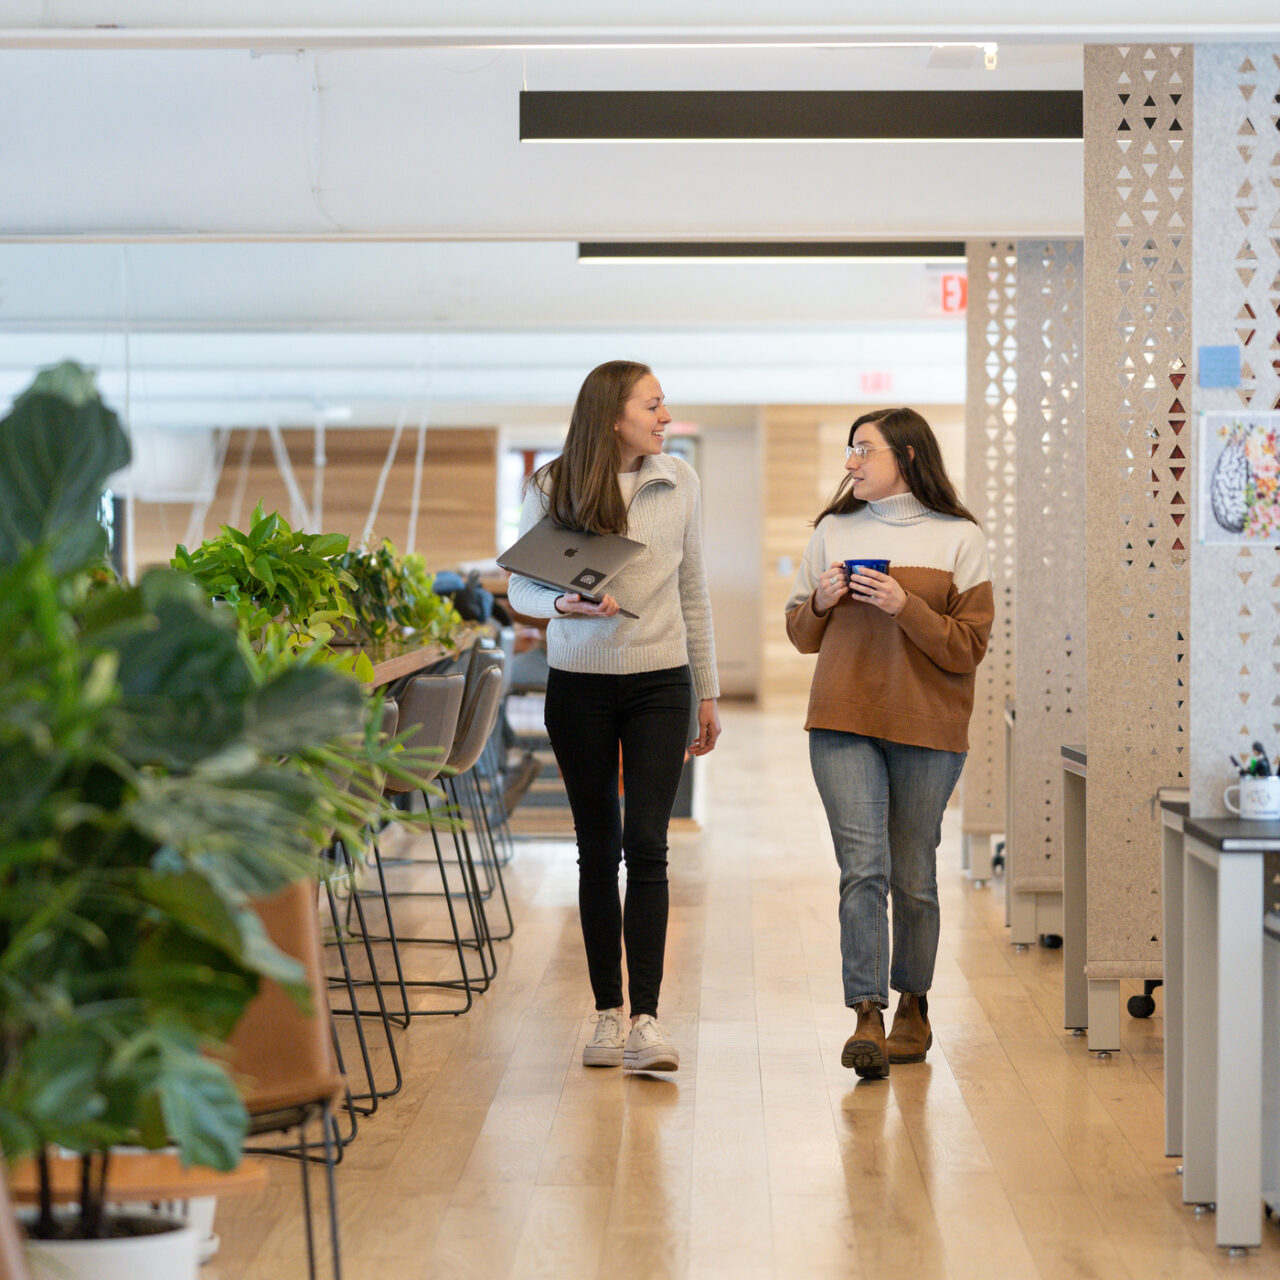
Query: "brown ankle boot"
885 992 932 1064
841 1000 889 1078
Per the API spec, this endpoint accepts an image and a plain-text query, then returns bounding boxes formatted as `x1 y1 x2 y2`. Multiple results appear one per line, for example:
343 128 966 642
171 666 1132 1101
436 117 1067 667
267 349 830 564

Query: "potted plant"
0 364 419 1278
337 539 462 648
171 502 375 680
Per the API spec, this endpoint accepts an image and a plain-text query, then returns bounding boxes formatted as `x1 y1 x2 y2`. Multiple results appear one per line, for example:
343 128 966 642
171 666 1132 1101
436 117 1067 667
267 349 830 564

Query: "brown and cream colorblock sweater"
784 492 993 753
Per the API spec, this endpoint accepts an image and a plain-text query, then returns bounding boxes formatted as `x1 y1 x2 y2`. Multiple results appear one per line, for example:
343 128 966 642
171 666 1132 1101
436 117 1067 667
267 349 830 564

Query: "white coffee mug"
1223 775 1280 820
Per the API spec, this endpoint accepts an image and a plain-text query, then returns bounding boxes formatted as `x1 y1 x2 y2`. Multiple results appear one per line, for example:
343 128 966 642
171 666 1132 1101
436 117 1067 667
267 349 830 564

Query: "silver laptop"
498 517 645 618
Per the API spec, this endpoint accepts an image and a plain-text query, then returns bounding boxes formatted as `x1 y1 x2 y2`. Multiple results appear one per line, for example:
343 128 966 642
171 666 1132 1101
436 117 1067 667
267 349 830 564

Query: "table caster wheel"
1072 1027 1086 1037
1228 1247 1248 1258
1039 933 1063 949
1127 993 1156 1018
1013 943 1030 952
1264 1203 1274 1219
1176 1165 1183 1176
971 878 987 889
1194 1203 1209 1216
991 852 1005 873
1096 1050 1112 1061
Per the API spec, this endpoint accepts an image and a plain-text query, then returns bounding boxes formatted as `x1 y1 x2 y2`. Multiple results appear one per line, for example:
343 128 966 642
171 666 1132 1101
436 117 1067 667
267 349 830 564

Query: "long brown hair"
812 407 979 526
531 360 651 534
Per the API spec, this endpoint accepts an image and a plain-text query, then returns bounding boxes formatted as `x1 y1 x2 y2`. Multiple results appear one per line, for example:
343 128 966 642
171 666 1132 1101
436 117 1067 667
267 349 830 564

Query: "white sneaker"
582 1008 626 1066
623 1014 679 1072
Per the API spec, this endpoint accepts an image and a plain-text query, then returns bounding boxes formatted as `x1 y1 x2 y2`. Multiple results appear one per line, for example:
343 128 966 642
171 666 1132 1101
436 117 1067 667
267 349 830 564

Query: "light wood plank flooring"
209 706 1280 1279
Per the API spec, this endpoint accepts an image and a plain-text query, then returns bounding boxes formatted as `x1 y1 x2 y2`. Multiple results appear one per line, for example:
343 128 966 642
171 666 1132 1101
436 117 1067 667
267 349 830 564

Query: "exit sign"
938 272 968 315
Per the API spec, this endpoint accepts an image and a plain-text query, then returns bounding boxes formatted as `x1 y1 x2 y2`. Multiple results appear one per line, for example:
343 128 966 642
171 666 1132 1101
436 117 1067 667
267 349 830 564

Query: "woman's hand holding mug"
813 561 850 614
846 566 907 617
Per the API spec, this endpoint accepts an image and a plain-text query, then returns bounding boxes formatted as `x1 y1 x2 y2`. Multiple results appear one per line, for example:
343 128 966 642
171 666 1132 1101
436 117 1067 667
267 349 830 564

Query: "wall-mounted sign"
1199 411 1280 545
938 272 968 315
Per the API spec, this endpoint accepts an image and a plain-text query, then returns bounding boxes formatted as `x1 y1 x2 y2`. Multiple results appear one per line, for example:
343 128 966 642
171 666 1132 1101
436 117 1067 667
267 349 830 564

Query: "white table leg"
1213 853 1263 1249
964 832 994 883
1010 887 1038 946
1161 818 1184 1157
1062 769 1087 1030
1182 848 1216 1206
1086 979 1120 1052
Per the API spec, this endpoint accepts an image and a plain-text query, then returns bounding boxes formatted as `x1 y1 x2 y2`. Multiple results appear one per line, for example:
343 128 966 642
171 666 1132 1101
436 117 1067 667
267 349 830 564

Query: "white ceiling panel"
3 2 1279 43
0 47 1083 239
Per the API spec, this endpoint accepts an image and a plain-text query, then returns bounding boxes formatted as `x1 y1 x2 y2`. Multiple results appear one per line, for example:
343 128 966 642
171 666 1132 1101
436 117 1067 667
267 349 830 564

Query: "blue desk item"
1198 345 1241 388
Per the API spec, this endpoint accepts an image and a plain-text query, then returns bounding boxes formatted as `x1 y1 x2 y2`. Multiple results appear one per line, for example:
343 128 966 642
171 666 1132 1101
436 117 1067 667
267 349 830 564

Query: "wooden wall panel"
127 425 498 574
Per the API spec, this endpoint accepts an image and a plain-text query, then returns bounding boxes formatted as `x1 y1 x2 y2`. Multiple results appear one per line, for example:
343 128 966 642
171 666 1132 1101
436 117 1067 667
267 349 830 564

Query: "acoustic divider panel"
1081 45 1192 1041
1007 240 1086 943
962 241 1018 881
1191 44 1280 912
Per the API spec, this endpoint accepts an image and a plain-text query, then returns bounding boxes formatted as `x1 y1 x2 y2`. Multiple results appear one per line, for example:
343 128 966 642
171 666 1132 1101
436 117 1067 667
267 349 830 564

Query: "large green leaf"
0 371 130 573
152 1035 248 1171
131 928 260 1038
134 869 307 998
246 663 367 754
104 572 252 768
0 1022 112 1157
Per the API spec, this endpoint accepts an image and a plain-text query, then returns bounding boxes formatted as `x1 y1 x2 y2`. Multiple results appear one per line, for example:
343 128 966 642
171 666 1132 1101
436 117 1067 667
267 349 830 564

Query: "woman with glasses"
784 408 992 1078
508 360 721 1073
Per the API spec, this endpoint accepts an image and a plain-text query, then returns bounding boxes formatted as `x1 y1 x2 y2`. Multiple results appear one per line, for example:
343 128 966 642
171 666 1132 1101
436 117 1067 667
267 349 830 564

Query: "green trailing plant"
337 540 462 647
0 364 436 1242
172 504 376 681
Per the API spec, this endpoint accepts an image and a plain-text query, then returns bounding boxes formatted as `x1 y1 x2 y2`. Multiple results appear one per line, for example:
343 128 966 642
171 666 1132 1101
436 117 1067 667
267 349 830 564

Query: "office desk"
1061 748 1180 1054
1060 745 1088 1035
1265 911 1280 1221
1178 817 1280 1250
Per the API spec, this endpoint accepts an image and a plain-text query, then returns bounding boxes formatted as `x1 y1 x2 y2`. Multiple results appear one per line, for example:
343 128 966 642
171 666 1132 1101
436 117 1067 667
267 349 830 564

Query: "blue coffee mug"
844 557 890 581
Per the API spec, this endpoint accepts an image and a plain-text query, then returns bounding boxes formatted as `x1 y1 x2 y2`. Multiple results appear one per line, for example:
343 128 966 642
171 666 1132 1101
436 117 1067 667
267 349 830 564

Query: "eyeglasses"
845 443 894 462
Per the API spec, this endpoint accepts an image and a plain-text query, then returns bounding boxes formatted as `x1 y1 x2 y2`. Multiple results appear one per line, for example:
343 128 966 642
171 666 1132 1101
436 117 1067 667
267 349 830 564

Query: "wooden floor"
210 705 1280 1280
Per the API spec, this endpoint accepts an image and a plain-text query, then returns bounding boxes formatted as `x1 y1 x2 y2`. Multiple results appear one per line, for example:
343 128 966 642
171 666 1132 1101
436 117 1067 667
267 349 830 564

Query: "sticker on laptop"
569 568 605 591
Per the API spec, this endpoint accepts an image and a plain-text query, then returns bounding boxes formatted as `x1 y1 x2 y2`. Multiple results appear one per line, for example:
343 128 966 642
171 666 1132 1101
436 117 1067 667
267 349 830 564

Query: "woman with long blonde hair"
508 360 720 1071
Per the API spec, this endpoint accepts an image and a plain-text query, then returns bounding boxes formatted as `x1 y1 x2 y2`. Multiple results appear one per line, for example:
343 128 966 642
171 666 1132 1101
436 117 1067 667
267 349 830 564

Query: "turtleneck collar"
867 492 932 525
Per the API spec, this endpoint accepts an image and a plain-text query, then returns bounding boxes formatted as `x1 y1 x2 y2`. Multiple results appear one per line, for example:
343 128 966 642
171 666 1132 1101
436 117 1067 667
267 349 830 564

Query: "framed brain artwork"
1199 412 1280 545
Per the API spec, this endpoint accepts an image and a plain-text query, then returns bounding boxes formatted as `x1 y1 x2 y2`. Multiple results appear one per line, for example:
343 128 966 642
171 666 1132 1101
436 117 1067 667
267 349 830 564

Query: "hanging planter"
23 1213 199 1280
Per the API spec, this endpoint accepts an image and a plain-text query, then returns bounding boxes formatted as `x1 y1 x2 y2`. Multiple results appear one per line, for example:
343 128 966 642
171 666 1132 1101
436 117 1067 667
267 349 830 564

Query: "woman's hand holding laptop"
553 592 621 617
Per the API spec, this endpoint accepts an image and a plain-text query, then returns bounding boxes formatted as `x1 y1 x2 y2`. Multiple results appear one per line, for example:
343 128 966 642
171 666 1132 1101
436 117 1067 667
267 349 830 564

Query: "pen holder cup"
1224 775 1280 820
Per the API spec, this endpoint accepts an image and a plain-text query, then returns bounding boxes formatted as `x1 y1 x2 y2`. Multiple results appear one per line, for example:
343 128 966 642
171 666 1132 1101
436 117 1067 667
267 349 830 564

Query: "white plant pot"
23 1214 199 1280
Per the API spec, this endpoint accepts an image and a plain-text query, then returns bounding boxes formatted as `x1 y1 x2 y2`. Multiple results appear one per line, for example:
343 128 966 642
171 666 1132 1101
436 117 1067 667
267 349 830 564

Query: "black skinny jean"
543 665 693 1018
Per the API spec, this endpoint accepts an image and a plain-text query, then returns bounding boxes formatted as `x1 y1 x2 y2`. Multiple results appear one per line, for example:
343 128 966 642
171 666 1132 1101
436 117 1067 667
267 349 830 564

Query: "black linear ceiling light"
521 90 1082 142
578 241 967 264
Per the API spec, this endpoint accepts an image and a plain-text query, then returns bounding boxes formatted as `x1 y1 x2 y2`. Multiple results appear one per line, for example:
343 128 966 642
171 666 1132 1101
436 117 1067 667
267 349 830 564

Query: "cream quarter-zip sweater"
507 452 720 701
784 492 993 752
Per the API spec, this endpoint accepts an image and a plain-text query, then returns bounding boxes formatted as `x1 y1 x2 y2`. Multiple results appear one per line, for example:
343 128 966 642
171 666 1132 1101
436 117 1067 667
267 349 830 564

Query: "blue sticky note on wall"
1198 345 1241 387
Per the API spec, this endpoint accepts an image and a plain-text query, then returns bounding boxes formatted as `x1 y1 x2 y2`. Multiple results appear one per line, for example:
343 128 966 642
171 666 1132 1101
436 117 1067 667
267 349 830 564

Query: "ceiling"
0 4 1276 446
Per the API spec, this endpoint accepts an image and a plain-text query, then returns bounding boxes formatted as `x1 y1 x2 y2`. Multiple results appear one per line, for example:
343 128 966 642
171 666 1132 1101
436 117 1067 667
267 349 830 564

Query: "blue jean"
809 730 965 1008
